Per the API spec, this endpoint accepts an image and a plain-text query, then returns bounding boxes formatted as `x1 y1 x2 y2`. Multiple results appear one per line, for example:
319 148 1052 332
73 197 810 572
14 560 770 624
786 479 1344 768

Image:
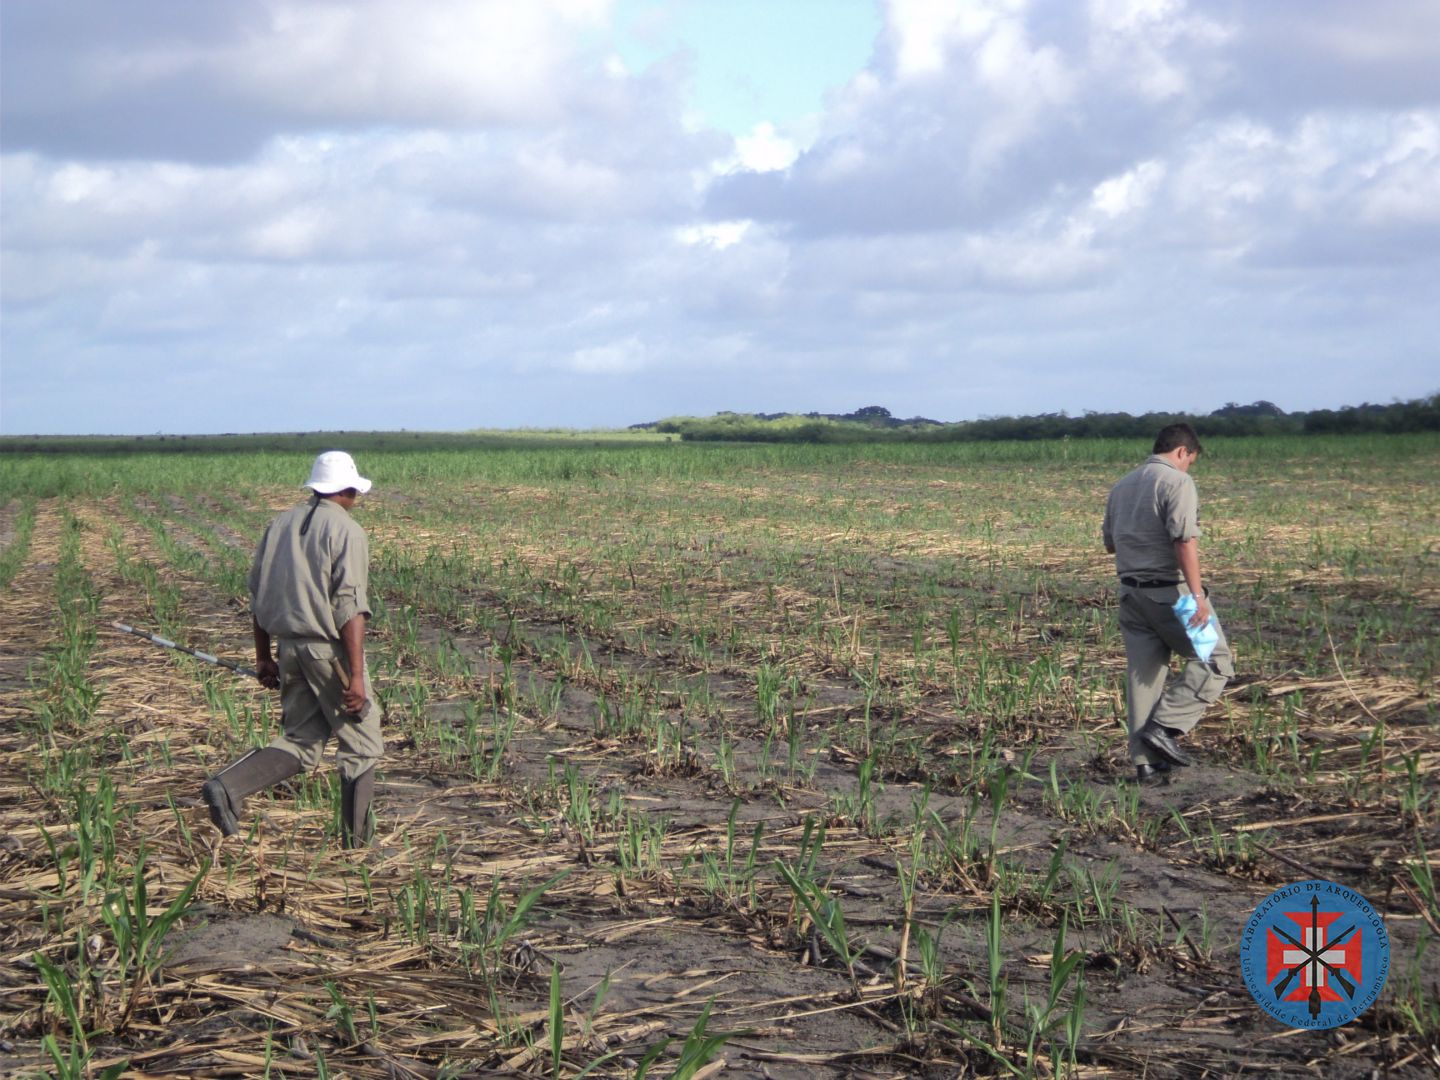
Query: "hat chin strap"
300 492 322 536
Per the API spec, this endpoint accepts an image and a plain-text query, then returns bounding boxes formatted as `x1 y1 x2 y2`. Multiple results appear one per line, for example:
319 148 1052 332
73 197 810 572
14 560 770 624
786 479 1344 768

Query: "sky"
2 0 1437 435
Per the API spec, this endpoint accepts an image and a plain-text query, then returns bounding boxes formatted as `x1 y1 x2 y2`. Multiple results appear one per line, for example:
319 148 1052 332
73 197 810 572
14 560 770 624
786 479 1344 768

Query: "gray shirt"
1102 455 1201 580
249 498 371 640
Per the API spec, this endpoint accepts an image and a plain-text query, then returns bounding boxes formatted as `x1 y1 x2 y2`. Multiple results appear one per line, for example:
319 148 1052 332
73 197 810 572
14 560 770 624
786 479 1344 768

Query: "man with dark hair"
1102 424 1233 783
201 450 382 846
1152 423 1202 456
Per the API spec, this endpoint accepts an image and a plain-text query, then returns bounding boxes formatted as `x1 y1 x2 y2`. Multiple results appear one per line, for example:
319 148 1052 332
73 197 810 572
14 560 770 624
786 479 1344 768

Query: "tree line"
645 394 1440 443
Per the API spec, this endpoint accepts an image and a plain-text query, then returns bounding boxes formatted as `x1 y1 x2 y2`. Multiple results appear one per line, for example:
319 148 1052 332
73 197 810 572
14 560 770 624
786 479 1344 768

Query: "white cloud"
49 163 115 204
245 206 327 260
1357 114 1440 227
1 0 1436 434
0 0 630 162
569 336 647 375
514 141 626 212
1091 160 1166 218
733 123 800 173
884 0 1005 79
1087 0 1231 102
676 221 751 249
227 1 610 125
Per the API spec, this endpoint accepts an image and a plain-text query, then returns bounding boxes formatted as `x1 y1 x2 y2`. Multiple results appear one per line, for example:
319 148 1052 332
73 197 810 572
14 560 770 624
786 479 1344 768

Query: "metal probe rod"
110 621 259 679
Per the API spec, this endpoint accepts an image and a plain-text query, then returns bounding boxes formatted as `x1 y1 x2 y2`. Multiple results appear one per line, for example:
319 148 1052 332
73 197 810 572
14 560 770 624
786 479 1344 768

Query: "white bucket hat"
304 450 372 495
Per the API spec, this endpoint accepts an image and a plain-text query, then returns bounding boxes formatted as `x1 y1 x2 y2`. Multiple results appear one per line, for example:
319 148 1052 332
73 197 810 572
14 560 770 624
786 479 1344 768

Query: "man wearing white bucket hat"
201 450 382 847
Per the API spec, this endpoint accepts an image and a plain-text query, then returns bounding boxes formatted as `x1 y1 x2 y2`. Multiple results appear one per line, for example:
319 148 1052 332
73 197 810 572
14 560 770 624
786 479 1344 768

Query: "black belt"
1120 576 1178 588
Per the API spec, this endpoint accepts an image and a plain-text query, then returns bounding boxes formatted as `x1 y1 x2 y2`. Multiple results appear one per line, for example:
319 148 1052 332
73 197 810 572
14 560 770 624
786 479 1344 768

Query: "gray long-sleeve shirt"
249 497 371 640
1102 455 1201 580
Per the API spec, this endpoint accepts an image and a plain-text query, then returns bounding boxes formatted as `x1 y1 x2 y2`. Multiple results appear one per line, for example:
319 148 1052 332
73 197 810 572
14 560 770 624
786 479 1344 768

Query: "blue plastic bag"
1172 593 1219 662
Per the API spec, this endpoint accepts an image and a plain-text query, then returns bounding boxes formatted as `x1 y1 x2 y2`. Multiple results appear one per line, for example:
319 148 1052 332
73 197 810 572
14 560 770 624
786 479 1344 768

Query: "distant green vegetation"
7 395 1435 461
649 393 1440 443
2 431 1436 502
0 428 671 457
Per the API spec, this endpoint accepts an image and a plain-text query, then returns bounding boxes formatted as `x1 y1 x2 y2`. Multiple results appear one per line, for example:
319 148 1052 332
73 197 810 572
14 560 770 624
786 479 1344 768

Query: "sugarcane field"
1 432 1437 1079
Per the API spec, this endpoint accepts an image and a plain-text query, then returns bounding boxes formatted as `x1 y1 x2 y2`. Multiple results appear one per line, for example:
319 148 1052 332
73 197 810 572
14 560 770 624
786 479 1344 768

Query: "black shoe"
1138 723 1191 767
1135 762 1173 784
201 779 239 836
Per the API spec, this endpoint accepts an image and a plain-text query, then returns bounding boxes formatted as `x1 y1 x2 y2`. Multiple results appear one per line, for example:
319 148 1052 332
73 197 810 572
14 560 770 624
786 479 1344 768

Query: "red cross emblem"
1265 896 1363 1015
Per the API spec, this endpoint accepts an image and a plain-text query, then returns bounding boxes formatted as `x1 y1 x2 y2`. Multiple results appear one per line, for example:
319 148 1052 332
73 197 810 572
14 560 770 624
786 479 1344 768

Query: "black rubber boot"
340 767 375 849
201 748 302 836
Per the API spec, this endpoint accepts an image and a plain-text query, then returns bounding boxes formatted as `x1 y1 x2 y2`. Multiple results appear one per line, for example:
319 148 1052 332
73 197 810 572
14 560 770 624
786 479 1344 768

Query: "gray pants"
268 638 383 782
1118 584 1234 767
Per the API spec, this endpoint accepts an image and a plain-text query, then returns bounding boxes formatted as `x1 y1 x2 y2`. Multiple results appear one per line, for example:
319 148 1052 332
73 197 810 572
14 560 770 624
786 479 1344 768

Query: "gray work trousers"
1118 584 1234 767
267 638 383 782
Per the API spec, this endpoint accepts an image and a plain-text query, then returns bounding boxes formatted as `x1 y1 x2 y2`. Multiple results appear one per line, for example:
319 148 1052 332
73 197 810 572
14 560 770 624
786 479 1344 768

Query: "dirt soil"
1 492 1436 1080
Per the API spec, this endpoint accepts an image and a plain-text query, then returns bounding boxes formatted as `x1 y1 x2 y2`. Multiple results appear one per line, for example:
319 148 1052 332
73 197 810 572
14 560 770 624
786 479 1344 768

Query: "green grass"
4 428 1436 1077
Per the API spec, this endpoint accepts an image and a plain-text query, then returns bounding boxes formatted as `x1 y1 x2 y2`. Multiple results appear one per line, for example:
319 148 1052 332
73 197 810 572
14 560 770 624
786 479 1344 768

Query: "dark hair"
1153 422 1202 455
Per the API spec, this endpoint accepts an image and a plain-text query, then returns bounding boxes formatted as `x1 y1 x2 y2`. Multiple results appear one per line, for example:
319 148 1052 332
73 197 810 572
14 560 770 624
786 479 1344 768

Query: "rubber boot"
201 748 302 836
340 767 375 849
